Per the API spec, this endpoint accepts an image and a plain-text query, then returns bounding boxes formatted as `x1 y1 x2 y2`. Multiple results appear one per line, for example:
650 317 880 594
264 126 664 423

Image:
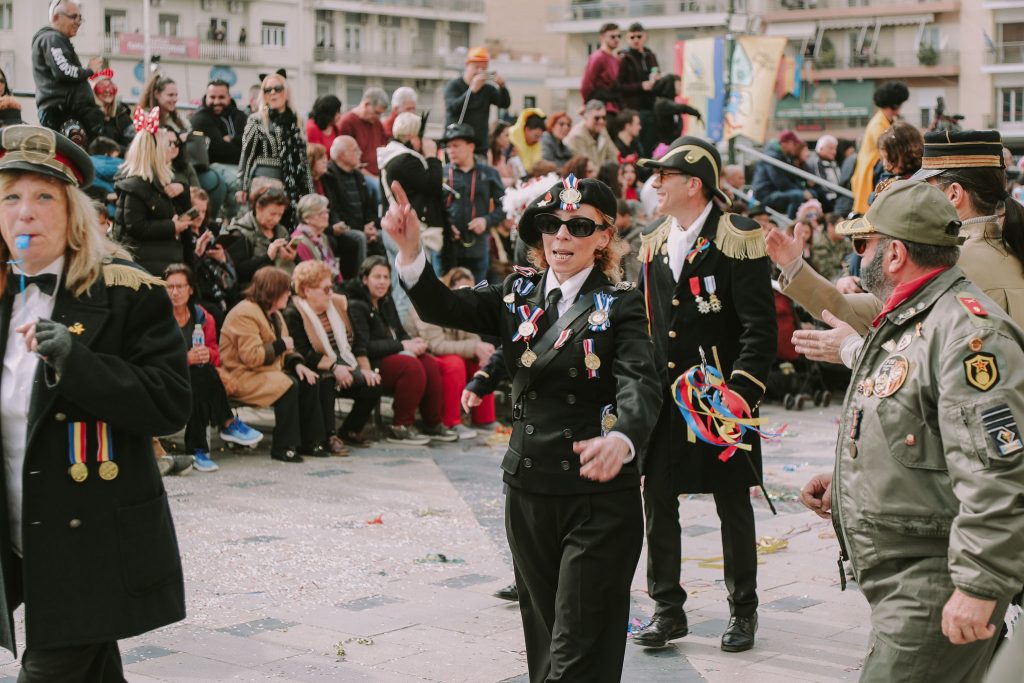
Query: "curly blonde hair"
525 219 627 283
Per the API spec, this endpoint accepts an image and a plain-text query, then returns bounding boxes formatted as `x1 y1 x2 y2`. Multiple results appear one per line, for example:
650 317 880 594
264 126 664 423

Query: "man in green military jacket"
800 180 1024 682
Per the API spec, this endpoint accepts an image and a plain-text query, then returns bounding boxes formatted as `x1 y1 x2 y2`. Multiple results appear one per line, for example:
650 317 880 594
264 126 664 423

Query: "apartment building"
980 0 1024 145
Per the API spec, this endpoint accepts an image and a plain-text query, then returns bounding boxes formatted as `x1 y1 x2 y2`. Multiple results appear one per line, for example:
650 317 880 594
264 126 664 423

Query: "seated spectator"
561 154 597 180
339 87 390 200
564 100 617 167
226 185 297 289
92 72 133 150
219 266 328 462
810 212 850 283
187 187 240 329
652 74 701 147
612 108 642 163
722 164 746 197
291 193 342 286
305 95 343 153
808 135 840 211
488 121 519 187
752 130 814 218
92 198 112 236
403 267 498 439
541 112 574 168
165 264 263 472
618 160 641 200
308 142 329 195
190 79 248 220
163 125 199 205
0 66 22 128
113 110 192 276
384 86 418 137
346 256 455 444
284 261 383 450
509 108 546 176
86 136 122 215
324 135 379 278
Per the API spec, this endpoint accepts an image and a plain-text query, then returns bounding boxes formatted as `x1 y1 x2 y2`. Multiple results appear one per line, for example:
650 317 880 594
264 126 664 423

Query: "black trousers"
643 455 758 619
271 377 325 455
506 486 643 683
311 373 382 439
184 364 234 452
19 641 124 683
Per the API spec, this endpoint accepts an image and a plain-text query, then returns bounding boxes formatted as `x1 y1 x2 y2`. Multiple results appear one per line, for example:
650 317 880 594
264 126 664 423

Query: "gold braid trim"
638 217 671 264
102 264 165 290
714 215 767 260
921 155 1002 169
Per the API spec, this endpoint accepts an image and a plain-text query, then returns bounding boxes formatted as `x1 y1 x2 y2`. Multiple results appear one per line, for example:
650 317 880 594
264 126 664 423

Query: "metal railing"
985 41 1024 65
736 143 854 199
547 0 740 22
313 46 445 69
810 49 958 71
316 0 485 12
102 34 254 63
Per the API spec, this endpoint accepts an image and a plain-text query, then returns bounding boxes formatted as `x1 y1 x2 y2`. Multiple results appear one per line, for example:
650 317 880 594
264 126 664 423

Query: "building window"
316 10 333 48
449 22 469 51
346 77 366 109
104 9 127 36
344 26 361 53
261 22 286 47
1001 88 1024 124
0 3 12 31
201 0 215 10
378 16 401 28
524 96 537 109
158 14 179 37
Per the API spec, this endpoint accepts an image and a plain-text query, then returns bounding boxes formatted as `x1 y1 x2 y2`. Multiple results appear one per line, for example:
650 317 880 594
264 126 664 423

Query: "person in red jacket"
581 23 622 113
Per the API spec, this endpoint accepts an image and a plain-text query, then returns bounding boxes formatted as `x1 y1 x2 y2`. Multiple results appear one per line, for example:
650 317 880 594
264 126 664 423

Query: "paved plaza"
0 402 874 682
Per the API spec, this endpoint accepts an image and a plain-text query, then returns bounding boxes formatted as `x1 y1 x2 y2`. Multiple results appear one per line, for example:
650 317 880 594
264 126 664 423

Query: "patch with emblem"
958 296 989 317
614 281 636 291
895 334 912 352
873 355 909 398
964 352 999 392
980 404 1024 456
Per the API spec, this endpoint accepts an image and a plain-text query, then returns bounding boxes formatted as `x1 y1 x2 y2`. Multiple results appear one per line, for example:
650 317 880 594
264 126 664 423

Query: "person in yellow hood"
509 107 546 175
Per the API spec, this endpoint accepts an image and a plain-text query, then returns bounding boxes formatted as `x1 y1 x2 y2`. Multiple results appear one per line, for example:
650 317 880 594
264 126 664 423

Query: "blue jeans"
764 189 807 219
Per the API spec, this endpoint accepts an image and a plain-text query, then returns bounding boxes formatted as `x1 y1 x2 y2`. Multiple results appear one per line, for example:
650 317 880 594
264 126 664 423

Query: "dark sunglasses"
535 214 604 237
263 84 286 94
628 34 644 39
852 235 881 256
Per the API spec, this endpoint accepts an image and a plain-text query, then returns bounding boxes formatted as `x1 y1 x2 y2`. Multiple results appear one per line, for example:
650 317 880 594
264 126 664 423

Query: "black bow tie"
6 272 57 296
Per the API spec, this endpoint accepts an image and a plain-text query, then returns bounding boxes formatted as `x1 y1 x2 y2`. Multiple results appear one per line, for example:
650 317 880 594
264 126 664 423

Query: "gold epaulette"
638 217 672 264
714 213 767 260
102 263 164 290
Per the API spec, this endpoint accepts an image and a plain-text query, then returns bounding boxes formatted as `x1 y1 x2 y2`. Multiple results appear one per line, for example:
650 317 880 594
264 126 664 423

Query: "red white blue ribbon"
559 174 581 211
687 236 711 263
554 328 573 349
513 305 544 342
584 338 599 378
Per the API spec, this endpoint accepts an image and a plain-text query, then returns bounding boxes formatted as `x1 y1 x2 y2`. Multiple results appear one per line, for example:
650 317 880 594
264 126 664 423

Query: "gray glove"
35 318 73 374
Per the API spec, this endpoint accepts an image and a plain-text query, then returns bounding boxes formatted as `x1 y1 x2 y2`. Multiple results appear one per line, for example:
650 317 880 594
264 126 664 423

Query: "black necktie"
544 288 562 331
6 272 57 297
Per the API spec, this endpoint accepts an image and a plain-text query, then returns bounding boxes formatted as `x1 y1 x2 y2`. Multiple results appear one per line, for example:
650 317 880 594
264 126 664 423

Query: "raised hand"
381 181 422 263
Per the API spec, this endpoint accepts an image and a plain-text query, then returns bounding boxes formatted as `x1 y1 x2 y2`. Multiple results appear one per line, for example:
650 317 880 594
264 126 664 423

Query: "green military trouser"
858 556 1008 683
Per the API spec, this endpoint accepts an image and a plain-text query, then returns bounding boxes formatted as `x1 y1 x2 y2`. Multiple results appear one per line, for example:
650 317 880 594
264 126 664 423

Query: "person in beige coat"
403 266 497 438
564 100 617 168
767 130 1024 366
219 265 325 462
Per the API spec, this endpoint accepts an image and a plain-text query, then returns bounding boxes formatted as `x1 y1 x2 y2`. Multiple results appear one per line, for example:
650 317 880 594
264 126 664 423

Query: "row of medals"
69 461 119 483
514 305 608 371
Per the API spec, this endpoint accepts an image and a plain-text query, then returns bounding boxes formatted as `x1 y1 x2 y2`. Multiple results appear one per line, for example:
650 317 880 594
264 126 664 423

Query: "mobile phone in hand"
185 207 201 220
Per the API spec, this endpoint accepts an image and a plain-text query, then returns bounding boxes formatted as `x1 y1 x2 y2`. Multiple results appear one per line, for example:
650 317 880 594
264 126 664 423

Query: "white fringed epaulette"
638 217 672 264
102 263 164 290
714 213 767 260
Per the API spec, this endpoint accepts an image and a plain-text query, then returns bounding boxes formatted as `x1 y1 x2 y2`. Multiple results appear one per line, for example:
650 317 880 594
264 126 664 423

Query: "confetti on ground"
367 514 383 525
756 536 788 554
627 617 644 635
415 553 465 564
415 508 447 517
334 642 346 659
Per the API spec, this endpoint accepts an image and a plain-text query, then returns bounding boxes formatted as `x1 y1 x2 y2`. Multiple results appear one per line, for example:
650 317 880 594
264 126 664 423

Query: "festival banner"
676 37 725 143
724 36 787 144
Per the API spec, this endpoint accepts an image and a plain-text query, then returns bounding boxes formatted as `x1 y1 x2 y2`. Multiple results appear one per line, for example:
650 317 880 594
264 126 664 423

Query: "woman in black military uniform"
385 176 662 682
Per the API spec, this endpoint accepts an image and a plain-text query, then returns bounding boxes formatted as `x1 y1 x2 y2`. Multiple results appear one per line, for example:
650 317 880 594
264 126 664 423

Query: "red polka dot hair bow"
133 106 160 135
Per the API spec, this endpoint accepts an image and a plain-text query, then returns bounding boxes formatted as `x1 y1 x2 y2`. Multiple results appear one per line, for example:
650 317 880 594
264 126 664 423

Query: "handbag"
185 131 211 173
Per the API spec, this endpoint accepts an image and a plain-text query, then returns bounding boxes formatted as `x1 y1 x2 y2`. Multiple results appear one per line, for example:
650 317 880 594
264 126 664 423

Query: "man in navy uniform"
633 136 777 652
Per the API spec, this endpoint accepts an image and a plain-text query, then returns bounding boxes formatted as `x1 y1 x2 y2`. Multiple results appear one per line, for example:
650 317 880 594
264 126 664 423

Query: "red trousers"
379 352 443 427
435 354 497 427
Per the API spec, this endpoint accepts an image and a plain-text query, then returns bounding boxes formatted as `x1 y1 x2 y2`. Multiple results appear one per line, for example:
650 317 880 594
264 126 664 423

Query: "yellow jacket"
850 109 892 215
509 107 546 174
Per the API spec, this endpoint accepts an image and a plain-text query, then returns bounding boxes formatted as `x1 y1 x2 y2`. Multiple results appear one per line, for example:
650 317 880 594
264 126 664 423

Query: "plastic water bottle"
192 324 205 350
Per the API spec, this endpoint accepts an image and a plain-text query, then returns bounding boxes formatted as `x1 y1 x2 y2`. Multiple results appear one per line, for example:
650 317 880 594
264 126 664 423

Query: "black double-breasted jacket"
639 205 777 494
0 260 190 653
405 260 662 495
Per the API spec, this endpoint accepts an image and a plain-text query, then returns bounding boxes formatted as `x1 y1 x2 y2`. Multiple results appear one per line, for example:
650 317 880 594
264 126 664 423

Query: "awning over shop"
775 80 876 120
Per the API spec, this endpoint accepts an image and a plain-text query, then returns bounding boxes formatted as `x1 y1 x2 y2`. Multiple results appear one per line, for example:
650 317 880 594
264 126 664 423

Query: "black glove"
35 318 73 374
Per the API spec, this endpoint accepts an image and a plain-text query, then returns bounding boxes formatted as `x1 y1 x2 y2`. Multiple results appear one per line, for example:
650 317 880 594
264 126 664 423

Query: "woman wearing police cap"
0 124 189 680
385 175 661 682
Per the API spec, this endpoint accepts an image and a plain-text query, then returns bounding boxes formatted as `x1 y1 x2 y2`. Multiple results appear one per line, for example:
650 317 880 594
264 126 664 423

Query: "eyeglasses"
165 283 190 291
263 84 286 94
607 34 622 40
58 12 82 21
654 169 687 181
852 235 882 256
535 214 605 237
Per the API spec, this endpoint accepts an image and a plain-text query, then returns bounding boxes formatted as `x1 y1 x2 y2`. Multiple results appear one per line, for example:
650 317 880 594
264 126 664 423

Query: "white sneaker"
453 424 478 440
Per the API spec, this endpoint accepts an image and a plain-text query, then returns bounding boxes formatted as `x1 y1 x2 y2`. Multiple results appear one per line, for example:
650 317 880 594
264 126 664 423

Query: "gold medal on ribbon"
585 353 602 371
68 422 88 483
95 422 117 482
521 348 538 367
602 412 617 432
99 461 119 481
68 462 88 483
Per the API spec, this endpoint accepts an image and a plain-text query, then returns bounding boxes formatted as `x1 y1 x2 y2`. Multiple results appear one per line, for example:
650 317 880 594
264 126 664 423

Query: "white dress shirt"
1 257 63 555
666 200 714 282
397 251 635 462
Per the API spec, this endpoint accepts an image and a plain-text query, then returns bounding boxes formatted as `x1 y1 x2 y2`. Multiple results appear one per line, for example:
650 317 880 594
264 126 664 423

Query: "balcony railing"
810 48 958 70
767 0 947 8
316 0 484 13
547 0 741 22
986 41 1024 65
313 46 446 70
102 34 253 63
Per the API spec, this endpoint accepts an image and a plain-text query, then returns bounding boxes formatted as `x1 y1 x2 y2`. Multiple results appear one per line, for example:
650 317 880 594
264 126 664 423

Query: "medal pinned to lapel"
686 236 710 264
96 421 118 480
513 304 544 367
873 355 910 398
587 292 615 332
559 173 582 210
507 277 536 311
600 404 618 436
689 276 711 314
68 422 88 483
583 338 601 378
703 276 722 313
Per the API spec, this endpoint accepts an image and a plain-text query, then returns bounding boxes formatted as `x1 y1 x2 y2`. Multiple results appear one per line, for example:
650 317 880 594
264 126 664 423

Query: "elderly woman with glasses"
291 193 342 288
384 175 661 682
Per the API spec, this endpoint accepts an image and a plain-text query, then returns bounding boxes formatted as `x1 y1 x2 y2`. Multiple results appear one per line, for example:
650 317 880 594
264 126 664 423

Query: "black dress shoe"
271 449 304 463
299 444 329 458
493 584 518 602
632 613 689 647
721 613 757 652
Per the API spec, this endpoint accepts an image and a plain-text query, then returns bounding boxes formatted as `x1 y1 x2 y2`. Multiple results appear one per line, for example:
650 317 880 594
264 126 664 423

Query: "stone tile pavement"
0 403 874 681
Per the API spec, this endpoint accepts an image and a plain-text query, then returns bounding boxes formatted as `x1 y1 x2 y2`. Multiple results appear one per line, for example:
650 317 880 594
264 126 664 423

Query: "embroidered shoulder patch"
964 352 999 392
958 296 989 317
614 281 636 291
981 404 1024 456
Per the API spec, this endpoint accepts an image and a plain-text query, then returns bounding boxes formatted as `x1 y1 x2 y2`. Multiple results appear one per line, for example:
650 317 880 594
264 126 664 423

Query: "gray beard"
860 251 894 302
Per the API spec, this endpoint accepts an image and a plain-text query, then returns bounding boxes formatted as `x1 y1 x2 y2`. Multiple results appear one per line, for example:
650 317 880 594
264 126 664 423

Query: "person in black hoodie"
618 22 660 156
113 110 192 276
652 74 702 148
32 1 106 143
190 79 248 219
